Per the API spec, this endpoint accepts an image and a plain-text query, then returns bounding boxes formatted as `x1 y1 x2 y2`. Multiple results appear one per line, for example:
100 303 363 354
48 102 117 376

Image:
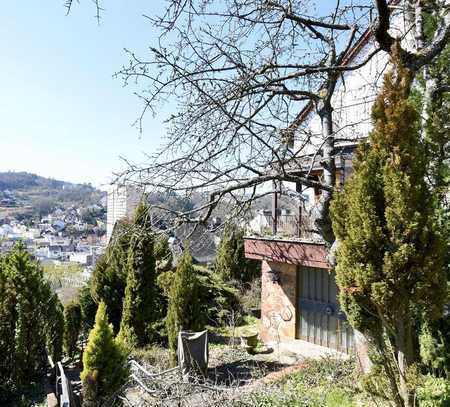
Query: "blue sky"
0 1 169 188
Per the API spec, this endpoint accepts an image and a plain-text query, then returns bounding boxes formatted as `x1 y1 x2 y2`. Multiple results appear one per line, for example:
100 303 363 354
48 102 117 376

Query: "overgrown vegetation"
91 221 131 332
330 46 448 406
214 223 260 283
0 243 64 400
166 250 204 365
243 357 365 407
118 224 161 347
81 302 129 406
64 300 82 359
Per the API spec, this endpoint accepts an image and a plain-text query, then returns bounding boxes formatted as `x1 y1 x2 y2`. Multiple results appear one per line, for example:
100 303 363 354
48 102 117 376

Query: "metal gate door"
295 266 354 353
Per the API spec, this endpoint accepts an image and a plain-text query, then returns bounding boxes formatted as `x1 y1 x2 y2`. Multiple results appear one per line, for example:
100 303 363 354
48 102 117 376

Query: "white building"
69 252 93 266
106 184 143 242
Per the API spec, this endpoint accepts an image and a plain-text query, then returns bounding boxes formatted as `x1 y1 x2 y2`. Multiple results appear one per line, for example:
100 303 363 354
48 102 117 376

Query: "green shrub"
118 228 161 348
45 292 64 363
81 302 129 406
0 244 64 389
417 375 450 407
63 300 82 358
154 234 173 273
330 50 447 405
166 251 204 366
91 221 132 333
420 314 450 378
214 223 260 283
78 283 97 336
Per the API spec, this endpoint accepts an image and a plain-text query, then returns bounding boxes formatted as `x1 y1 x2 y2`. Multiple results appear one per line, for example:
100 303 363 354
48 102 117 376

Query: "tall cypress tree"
91 220 131 333
118 228 159 347
330 46 447 407
0 256 16 390
8 244 52 383
166 250 203 366
0 243 65 390
78 282 97 338
64 300 82 358
45 290 64 364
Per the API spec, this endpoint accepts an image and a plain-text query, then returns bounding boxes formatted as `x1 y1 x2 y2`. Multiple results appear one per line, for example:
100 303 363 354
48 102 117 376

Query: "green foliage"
166 251 204 365
81 302 129 406
63 300 82 358
330 48 447 405
156 270 174 298
92 203 172 346
133 200 151 228
0 243 64 392
80 206 104 225
45 292 64 363
214 223 260 283
417 375 450 407
244 357 364 407
78 283 97 337
0 381 47 407
160 264 239 331
154 234 173 273
118 228 162 347
91 220 132 332
420 317 450 378
196 265 240 325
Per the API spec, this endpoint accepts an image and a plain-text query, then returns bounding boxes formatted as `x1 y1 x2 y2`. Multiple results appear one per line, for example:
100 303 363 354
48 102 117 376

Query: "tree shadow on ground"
207 358 286 387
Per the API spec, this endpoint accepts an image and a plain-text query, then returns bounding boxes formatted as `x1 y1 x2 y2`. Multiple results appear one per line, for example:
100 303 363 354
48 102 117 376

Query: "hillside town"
0 203 106 269
0 2 449 407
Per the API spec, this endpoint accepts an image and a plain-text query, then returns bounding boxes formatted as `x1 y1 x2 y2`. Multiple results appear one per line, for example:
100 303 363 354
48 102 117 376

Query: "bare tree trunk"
315 99 336 245
395 317 416 407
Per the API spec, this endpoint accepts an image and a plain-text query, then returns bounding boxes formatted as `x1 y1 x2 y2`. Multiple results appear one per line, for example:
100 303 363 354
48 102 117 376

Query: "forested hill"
0 171 106 218
0 171 77 190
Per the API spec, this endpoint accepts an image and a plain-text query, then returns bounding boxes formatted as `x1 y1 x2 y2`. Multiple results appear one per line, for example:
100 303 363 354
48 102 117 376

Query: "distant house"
166 223 218 267
69 252 93 266
52 220 66 232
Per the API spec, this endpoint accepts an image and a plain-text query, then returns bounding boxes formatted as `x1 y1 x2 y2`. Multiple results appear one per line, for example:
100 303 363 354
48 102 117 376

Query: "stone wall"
260 260 297 343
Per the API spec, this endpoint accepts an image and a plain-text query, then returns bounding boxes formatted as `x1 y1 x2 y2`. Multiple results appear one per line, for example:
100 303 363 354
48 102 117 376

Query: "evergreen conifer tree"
78 283 97 337
81 302 129 406
166 250 203 366
91 220 131 332
133 200 152 229
64 300 82 358
214 223 259 283
0 256 16 389
330 46 447 406
118 228 160 347
45 290 64 363
0 243 65 389
154 234 173 273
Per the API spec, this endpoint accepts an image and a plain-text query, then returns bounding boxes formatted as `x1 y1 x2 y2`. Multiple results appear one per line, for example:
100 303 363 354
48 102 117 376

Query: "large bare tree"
67 0 449 241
